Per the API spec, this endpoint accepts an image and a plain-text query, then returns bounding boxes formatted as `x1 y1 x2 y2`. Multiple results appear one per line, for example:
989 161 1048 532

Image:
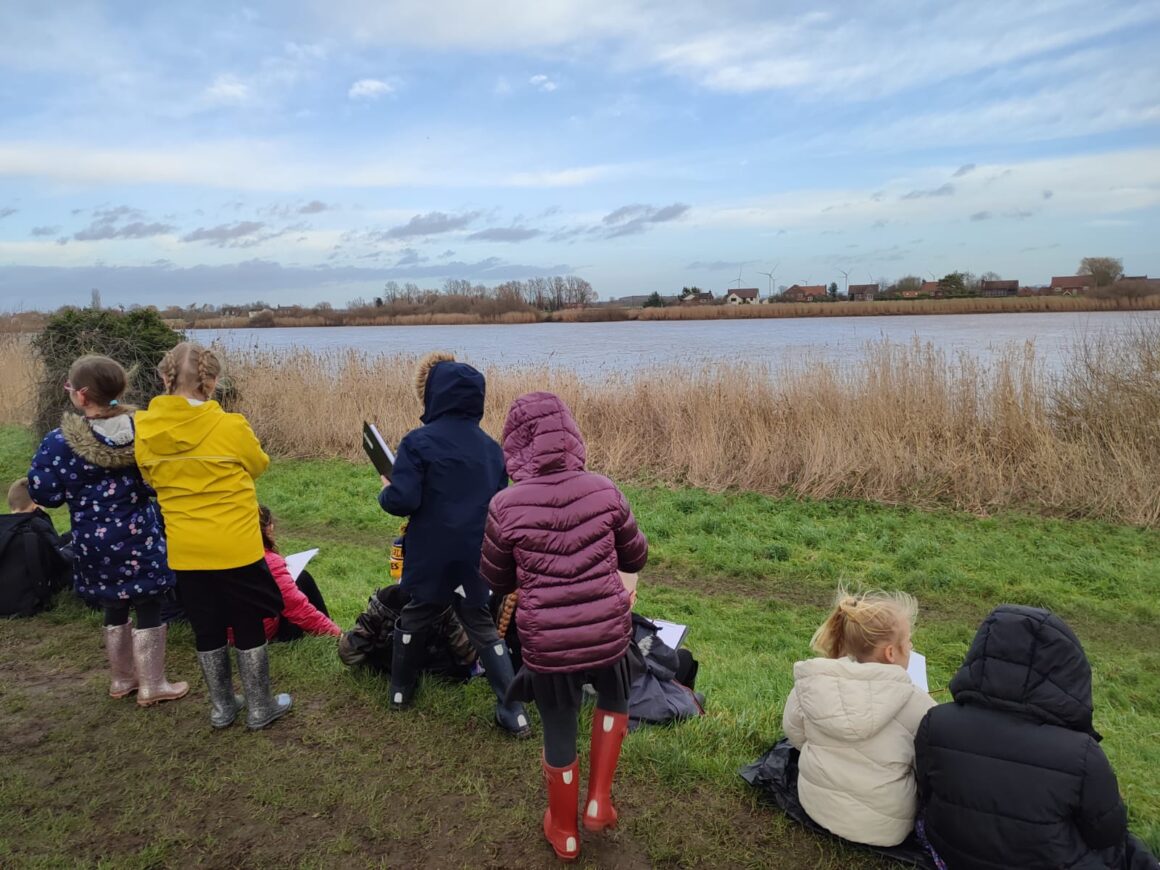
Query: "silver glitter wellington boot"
235 644 293 731
104 622 139 699
132 625 190 706
196 646 244 728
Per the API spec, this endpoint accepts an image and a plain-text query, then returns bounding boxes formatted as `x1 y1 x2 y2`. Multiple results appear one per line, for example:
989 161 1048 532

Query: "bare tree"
1078 257 1124 288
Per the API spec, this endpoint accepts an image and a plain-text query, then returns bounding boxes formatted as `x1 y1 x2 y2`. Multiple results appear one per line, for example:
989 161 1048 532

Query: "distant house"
723 288 759 305
783 284 828 302
848 284 878 302
919 281 941 298
1050 276 1092 296
680 290 716 304
980 279 1019 297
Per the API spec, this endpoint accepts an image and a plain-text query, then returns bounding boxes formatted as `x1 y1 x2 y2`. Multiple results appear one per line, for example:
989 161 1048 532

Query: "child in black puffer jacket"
915 605 1157 870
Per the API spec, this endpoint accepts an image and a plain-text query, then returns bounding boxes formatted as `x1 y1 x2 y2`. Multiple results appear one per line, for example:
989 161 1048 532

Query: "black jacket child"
915 605 1150 870
0 509 71 617
379 354 507 609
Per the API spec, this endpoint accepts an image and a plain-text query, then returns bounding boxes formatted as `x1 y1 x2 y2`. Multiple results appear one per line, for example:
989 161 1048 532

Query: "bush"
32 308 184 435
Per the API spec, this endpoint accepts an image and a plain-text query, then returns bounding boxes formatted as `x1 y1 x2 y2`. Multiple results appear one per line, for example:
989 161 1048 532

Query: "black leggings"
103 598 162 630
273 569 330 643
537 687 629 768
177 561 282 652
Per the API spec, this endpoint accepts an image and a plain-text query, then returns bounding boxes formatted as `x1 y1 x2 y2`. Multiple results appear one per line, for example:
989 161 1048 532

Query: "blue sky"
1 0 1158 308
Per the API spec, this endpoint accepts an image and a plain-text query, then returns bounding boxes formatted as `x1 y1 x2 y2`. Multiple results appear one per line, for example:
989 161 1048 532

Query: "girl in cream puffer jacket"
782 589 935 848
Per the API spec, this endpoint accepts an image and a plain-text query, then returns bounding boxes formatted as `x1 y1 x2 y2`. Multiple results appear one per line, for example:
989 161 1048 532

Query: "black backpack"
0 514 69 618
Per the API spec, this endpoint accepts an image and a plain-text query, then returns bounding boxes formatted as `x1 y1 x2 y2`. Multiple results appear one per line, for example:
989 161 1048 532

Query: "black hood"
950 604 1096 737
422 360 485 424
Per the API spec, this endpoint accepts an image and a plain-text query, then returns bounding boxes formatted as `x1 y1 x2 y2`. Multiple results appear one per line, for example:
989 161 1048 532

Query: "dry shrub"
218 326 1160 527
0 334 40 426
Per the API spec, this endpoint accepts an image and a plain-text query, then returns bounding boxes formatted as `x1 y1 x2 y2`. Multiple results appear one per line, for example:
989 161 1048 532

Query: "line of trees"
365 276 596 312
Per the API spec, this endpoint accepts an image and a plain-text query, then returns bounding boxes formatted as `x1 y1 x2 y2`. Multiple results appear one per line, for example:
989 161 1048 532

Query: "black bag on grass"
0 512 70 618
740 738 936 869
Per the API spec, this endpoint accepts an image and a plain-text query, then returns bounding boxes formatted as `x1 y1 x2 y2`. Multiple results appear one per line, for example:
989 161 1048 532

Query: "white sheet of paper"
908 650 929 692
651 618 688 650
284 548 319 582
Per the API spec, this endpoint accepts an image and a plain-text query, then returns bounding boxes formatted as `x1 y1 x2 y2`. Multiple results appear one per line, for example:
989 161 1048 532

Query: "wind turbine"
730 265 744 290
838 268 849 297
757 261 780 298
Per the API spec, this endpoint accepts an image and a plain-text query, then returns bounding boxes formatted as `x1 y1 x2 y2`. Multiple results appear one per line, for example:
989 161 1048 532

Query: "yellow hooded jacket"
134 396 270 571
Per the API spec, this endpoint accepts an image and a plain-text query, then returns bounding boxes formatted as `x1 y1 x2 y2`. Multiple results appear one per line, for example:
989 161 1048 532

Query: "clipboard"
362 421 396 478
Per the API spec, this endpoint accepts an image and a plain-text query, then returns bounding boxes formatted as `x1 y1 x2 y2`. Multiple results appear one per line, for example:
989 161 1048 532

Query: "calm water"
192 310 1160 378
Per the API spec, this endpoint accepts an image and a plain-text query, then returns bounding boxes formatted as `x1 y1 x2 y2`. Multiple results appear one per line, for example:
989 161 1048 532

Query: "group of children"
782 590 1156 869
6 342 1155 868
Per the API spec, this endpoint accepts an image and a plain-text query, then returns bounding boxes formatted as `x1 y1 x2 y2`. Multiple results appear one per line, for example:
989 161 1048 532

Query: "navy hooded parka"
379 360 506 608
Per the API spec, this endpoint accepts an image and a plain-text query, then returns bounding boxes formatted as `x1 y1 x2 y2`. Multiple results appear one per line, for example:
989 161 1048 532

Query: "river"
192 310 1160 377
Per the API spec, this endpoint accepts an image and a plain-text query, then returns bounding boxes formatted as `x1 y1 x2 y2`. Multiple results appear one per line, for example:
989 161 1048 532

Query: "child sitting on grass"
0 478 73 617
481 391 649 863
258 505 340 643
915 605 1159 870
782 588 934 848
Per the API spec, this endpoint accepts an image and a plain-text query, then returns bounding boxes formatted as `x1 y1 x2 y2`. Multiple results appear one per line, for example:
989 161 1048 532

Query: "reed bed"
5 327 1159 526
222 328 1160 527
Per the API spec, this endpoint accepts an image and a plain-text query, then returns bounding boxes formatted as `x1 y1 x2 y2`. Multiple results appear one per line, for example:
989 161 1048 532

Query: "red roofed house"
723 288 760 305
848 283 878 302
783 284 828 302
980 279 1019 297
1050 276 1091 296
918 280 941 298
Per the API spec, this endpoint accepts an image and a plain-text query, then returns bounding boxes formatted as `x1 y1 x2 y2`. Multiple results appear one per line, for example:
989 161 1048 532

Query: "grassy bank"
1 425 1157 868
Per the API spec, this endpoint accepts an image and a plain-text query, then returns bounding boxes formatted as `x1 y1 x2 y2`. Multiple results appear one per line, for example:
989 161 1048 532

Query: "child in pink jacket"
259 505 340 642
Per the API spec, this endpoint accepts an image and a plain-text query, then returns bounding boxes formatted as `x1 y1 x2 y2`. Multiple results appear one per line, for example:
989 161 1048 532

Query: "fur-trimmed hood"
413 352 486 424
414 351 456 405
60 412 137 469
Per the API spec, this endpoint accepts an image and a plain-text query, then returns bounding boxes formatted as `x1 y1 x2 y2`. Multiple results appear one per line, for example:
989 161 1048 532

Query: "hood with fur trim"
414 351 456 405
414 352 486 424
60 412 137 469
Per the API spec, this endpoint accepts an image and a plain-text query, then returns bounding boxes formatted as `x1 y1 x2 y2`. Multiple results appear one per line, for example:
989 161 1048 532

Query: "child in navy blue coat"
28 355 188 706
379 352 529 738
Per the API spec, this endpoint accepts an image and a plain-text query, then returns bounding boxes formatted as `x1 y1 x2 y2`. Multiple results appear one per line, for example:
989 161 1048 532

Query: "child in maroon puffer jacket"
481 391 648 863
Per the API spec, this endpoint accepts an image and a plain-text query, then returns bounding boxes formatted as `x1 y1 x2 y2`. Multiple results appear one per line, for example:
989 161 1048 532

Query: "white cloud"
529 74 557 92
203 75 251 105
0 140 632 190
697 149 1160 232
348 78 396 100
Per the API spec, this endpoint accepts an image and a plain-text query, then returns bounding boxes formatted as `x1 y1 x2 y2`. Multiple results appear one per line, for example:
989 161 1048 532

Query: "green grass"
1 424 1157 868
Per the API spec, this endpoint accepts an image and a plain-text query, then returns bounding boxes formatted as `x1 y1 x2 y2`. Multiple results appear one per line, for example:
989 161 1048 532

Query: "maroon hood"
501 392 586 482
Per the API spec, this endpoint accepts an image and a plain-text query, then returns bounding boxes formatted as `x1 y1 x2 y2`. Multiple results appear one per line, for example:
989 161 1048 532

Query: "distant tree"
894 276 923 293
679 286 703 300
827 281 838 300
938 272 967 296
642 291 666 308
1078 257 1124 287
374 296 384 308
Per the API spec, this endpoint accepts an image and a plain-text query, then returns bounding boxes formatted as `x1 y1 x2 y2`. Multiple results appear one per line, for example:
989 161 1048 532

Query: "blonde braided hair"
158 341 222 400
496 592 518 638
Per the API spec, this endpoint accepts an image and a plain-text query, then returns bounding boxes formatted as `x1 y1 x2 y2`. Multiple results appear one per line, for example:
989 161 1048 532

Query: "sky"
0 0 1158 309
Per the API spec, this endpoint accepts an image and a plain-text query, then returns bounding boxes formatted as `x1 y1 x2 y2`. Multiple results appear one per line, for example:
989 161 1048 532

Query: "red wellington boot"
542 755 581 862
583 709 629 832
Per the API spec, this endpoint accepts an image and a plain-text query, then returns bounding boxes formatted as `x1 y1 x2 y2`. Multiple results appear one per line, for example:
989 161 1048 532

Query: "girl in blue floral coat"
29 355 188 706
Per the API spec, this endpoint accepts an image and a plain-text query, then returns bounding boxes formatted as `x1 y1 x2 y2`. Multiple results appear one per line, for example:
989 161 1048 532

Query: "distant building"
783 284 828 302
848 284 878 302
919 280 941 298
980 279 1019 297
723 288 759 305
680 290 716 304
1050 276 1092 296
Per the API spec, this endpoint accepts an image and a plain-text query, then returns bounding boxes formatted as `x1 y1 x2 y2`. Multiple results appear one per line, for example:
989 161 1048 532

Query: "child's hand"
380 475 391 489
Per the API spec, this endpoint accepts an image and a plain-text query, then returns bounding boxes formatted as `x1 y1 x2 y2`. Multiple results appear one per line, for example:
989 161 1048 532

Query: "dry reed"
219 329 1160 527
4 328 1158 526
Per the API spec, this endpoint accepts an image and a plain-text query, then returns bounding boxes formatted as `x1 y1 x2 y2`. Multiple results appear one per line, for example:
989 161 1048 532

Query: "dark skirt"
176 558 283 625
507 653 632 711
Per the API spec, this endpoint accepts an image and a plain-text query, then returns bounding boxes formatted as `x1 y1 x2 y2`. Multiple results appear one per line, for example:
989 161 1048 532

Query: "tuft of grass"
1 426 1156 866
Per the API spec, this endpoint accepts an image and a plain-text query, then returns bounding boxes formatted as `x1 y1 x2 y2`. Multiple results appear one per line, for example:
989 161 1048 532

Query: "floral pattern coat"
28 412 174 603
